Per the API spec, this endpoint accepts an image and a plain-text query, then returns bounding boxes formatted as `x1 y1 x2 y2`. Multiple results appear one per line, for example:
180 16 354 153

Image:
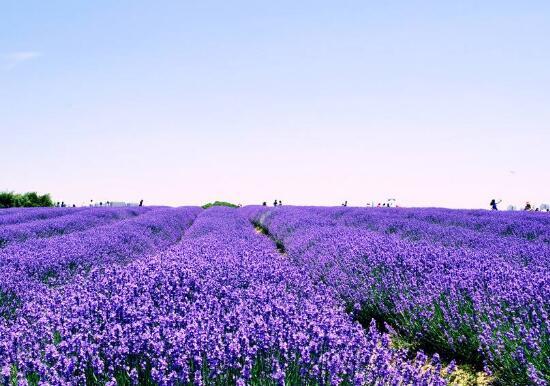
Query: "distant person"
490 199 501 210
279 200 282 206
524 201 532 211
61 202 66 207
262 202 267 206
72 204 76 207
99 202 103 207
273 200 278 207
342 201 348 207
139 199 144 207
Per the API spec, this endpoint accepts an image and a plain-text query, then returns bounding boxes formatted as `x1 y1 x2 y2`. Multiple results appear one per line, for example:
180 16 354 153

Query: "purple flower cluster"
0 207 85 227
0 207 445 385
394 207 550 242
243 206 550 384
334 208 550 268
0 207 152 248
0 207 201 319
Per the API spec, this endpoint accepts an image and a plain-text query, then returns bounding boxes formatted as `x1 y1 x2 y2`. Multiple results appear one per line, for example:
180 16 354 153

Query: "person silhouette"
490 199 500 210
139 199 144 207
273 200 278 207
262 202 267 206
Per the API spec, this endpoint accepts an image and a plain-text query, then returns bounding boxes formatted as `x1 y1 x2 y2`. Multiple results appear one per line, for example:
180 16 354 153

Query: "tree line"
0 191 54 208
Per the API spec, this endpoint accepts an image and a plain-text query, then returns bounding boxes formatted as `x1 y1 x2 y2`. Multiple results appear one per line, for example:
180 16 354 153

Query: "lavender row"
0 208 27 216
389 207 550 242
0 207 152 248
0 207 62 216
268 206 550 266
0 207 202 319
244 206 550 385
298 206 550 243
0 207 86 227
311 207 550 267
0 207 446 385
279 205 549 243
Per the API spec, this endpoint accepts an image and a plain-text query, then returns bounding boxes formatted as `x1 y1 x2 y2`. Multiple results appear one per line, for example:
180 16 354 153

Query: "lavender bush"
0 207 201 320
244 206 550 384
0 207 85 227
0 207 446 385
0 207 152 248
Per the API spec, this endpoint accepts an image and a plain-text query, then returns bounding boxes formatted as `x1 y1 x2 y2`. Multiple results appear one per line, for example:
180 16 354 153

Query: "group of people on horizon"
76 200 144 208
89 200 114 207
50 199 547 211
56 200 144 208
261 200 283 207
490 198 548 212
261 200 399 208
55 202 76 208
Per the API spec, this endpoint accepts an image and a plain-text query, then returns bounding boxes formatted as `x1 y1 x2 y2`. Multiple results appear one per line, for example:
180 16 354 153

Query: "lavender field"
0 206 548 385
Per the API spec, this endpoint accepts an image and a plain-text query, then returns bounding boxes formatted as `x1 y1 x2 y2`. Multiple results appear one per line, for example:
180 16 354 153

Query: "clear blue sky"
1 1 549 208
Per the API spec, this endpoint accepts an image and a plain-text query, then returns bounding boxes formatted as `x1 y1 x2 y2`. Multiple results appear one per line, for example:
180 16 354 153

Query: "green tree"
0 191 54 208
201 201 238 209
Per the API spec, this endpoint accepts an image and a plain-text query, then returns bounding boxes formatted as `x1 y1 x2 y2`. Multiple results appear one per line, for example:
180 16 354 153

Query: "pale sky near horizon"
1 1 549 209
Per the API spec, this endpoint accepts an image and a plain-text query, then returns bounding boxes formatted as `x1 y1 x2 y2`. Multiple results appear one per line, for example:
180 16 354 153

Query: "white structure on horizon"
109 201 138 207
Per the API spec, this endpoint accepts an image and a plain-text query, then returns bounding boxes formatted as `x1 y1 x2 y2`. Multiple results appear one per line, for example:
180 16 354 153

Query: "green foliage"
0 191 54 208
53 331 62 345
0 289 21 320
8 365 39 386
16 352 325 386
202 201 238 209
